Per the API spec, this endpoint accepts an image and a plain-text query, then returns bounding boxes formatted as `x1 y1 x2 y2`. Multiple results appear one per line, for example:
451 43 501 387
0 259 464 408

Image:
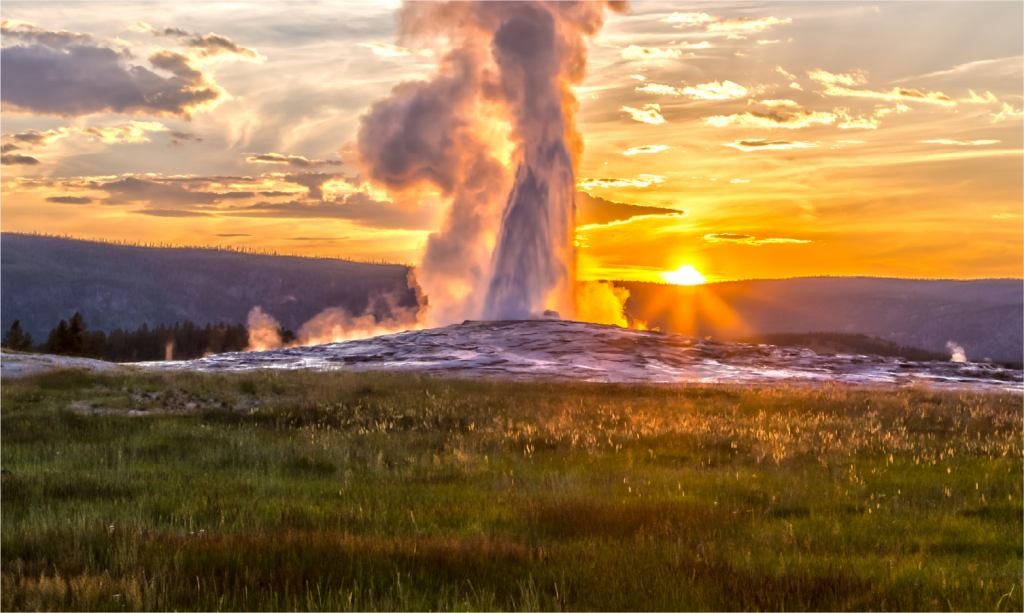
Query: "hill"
619 278 1023 364
1 233 416 341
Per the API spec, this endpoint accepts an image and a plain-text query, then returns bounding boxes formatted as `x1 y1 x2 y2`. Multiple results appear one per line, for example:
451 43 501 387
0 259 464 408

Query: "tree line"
0 314 275 362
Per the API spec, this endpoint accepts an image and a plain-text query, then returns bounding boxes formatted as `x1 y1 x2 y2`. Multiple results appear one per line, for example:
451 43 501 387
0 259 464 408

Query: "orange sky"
2 2 1021 283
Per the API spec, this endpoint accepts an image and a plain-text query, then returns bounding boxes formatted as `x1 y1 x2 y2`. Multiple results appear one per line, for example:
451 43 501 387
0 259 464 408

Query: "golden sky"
2 1 1021 283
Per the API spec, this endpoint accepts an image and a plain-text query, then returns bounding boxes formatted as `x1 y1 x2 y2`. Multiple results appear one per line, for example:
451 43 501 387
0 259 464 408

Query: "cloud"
662 12 717 26
246 153 344 168
757 99 799 107
704 232 811 245
704 232 752 241
1 153 41 165
621 104 665 124
959 90 999 104
621 45 681 61
45 196 93 204
1 128 69 149
724 139 818 151
168 130 202 146
730 179 749 183
187 33 264 61
706 17 792 33
635 83 680 96
630 74 645 81
79 121 169 144
873 103 911 117
991 102 1023 123
790 82 803 90
358 42 433 59
577 175 664 189
706 109 836 129
681 80 747 100
282 171 341 200
0 19 92 47
921 139 1000 146
775 66 797 80
1 44 224 118
757 40 780 45
215 233 251 237
97 176 254 206
287 236 347 241
821 84 956 106
622 145 670 155
135 209 214 217
807 69 868 86
226 192 435 230
576 191 685 227
130 23 264 62
838 118 878 129
664 13 793 33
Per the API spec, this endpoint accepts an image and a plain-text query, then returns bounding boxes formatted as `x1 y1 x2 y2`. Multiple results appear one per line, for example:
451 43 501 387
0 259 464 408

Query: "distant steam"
246 271 427 351
946 341 967 363
355 1 625 325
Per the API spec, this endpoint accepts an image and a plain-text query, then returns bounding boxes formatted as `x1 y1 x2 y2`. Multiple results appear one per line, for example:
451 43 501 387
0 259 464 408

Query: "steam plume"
946 341 967 363
355 2 625 325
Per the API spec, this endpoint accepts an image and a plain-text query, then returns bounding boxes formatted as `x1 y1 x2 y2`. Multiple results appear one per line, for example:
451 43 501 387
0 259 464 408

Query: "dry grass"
1 369 1021 610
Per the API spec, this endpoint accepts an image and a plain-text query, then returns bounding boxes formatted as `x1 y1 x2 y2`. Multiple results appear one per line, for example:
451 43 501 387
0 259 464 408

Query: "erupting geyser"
355 1 626 326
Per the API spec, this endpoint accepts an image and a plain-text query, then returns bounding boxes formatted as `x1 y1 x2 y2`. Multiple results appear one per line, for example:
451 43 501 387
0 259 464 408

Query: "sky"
2 1 1022 284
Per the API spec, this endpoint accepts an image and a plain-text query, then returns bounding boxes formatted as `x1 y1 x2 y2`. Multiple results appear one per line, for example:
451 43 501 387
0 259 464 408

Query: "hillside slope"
620 278 1023 363
1 234 416 340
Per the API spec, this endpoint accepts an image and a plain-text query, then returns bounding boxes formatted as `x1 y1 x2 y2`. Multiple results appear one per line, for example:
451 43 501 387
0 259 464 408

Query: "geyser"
355 1 625 326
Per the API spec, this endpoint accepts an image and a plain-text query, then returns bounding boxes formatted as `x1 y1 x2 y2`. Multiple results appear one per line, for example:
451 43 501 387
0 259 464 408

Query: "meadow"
1 369 1021 611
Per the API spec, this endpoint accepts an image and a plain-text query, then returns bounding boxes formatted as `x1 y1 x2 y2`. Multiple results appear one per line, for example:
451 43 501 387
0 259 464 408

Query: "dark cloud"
95 176 253 206
247 153 343 168
1 20 93 47
287 236 349 241
45 196 93 204
135 209 214 217
5 129 65 147
283 172 340 200
1 44 222 118
0 153 40 165
188 33 262 61
576 192 686 226
705 233 754 241
226 192 435 230
168 130 202 147
258 190 294 197
1 143 20 153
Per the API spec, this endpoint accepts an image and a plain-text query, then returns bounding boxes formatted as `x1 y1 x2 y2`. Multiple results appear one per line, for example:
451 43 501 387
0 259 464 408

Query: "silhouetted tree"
2 320 34 351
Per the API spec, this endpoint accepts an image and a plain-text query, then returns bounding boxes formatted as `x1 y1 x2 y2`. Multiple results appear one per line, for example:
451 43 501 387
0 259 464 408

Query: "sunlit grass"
2 369 1021 611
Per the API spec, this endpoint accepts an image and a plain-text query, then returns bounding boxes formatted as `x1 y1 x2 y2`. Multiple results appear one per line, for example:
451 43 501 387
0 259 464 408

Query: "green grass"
2 369 1021 611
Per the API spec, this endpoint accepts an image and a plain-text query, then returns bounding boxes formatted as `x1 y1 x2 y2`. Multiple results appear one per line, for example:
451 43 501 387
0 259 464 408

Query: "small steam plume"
355 2 626 325
247 306 286 351
946 341 967 363
576 280 647 329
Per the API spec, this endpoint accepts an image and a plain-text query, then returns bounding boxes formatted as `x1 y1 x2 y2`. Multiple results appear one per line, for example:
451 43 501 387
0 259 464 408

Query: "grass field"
1 369 1021 611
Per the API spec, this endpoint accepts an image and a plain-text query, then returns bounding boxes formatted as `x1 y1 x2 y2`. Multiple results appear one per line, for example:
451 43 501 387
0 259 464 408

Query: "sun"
663 265 706 285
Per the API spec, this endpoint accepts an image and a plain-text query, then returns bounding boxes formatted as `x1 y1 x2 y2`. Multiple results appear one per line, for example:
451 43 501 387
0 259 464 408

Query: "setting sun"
663 265 706 286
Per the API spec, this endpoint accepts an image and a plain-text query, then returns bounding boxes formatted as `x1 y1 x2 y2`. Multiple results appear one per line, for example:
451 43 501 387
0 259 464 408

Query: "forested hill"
1 233 417 341
619 277 1024 364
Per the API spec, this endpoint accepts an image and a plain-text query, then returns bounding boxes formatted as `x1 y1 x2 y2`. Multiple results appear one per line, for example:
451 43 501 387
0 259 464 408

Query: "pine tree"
2 320 34 351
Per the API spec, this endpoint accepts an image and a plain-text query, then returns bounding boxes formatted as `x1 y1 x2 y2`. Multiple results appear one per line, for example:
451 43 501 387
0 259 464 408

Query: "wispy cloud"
822 85 956 106
246 153 344 168
991 102 1023 123
681 80 747 100
622 145 670 156
706 17 792 33
807 69 867 86
635 83 680 96
621 45 681 61
921 139 1000 146
621 104 665 124
357 42 433 59
706 109 836 129
724 139 818 151
79 121 169 144
577 175 665 189
704 232 811 245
